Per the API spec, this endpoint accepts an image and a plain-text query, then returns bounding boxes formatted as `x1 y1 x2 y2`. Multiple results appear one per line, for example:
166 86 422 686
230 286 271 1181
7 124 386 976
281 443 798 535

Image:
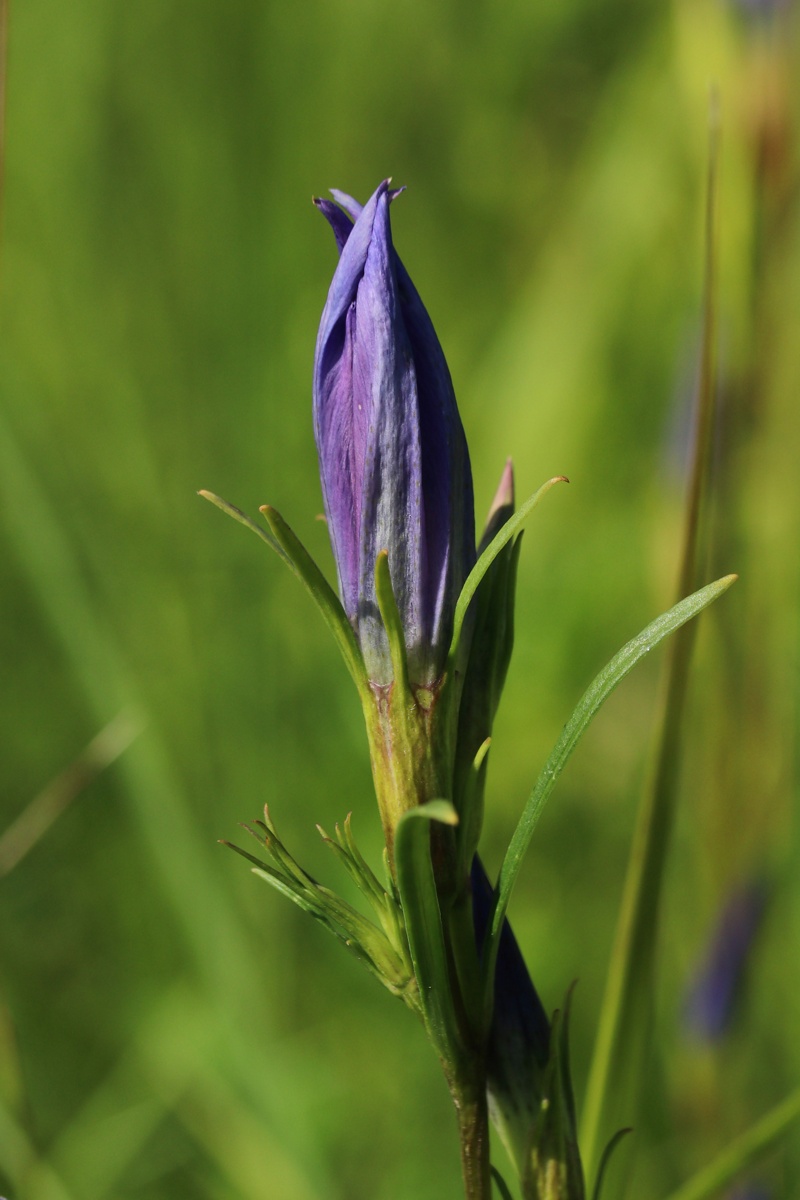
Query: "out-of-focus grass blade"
483 573 736 1009
0 710 143 877
580 101 723 1183
0 409 253 1000
135 985 329 1200
0 1095 75 1200
0 0 6 253
661 1088 800 1200
49 985 331 1200
51 1096 165 1200
0 412 333 1192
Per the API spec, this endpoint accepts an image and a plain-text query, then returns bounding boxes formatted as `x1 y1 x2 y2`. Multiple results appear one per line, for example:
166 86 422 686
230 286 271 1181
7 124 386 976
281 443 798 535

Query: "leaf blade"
484 574 737 1010
199 489 288 558
394 801 462 1068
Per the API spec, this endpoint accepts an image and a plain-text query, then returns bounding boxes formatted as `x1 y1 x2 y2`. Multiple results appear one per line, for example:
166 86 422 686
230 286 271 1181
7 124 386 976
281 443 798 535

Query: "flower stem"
453 1079 492 1200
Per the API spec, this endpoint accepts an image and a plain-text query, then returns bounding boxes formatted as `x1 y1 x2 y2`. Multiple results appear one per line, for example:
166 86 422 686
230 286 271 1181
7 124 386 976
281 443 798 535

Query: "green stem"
453 1079 492 1200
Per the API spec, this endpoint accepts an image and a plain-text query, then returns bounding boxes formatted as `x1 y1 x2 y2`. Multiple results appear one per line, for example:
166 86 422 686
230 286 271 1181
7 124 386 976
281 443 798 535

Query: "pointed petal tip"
481 459 515 542
493 458 515 508
328 187 361 215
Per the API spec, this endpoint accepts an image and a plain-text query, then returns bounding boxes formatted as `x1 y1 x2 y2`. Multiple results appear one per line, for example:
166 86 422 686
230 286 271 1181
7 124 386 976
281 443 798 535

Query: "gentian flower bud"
471 857 551 1168
313 180 475 687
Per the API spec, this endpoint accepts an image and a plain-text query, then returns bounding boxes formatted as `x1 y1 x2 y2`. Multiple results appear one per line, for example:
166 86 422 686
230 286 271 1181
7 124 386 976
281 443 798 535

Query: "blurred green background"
1 0 798 1196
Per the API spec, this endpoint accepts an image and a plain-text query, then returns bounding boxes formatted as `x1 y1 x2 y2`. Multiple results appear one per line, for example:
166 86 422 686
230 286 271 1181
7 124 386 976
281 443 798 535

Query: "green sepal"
223 810 415 1002
317 812 386 909
491 1165 515 1200
393 801 463 1071
453 529 522 864
591 1129 632 1200
524 995 585 1200
317 814 409 955
260 505 369 700
453 459 524 870
483 573 738 1015
456 735 492 882
447 475 568 673
374 549 412 700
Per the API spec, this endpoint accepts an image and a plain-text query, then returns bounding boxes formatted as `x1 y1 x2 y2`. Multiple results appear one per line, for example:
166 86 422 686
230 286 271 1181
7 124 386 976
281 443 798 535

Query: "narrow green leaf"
244 816 313 889
394 802 462 1067
248 866 382 976
222 839 323 917
317 819 387 913
456 735 492 880
250 866 326 918
342 813 389 908
317 826 366 890
226 838 411 992
484 574 737 1010
661 1089 800 1200
198 489 288 559
201 491 368 697
259 505 369 699
448 476 568 668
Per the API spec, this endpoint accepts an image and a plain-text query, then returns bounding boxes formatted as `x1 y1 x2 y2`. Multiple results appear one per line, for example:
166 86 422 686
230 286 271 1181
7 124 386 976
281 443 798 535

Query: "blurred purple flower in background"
313 180 475 687
684 879 768 1041
728 1183 771 1200
729 0 789 19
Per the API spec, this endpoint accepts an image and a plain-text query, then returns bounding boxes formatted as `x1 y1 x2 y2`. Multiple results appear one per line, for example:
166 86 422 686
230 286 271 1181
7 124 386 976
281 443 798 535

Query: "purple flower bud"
471 857 552 1168
313 181 475 686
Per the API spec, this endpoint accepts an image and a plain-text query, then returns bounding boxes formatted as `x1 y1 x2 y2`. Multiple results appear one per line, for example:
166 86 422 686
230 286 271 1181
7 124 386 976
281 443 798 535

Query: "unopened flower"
471 858 550 1141
313 180 475 687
